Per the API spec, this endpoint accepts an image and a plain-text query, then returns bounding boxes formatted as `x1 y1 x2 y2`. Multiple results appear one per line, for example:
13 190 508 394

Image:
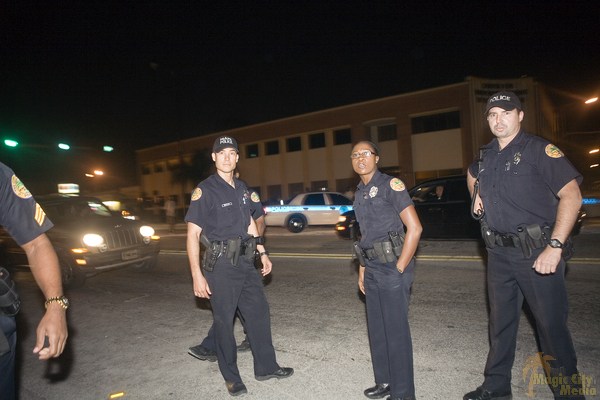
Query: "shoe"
188 345 217 362
463 386 512 400
255 367 294 381
237 339 251 352
386 396 416 400
364 383 390 399
226 381 247 396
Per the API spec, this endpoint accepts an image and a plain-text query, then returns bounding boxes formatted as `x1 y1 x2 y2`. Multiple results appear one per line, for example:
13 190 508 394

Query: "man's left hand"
33 305 68 359
532 246 562 274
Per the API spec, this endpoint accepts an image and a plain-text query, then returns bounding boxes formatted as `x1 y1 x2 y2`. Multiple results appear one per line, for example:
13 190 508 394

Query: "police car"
264 192 353 232
0 195 160 289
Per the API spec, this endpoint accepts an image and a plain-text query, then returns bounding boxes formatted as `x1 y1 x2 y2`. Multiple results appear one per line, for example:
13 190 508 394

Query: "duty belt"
492 233 521 248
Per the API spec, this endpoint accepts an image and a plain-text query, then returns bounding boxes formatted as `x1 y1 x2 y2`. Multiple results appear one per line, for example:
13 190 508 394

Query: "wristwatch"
549 238 564 249
259 251 269 257
45 295 69 310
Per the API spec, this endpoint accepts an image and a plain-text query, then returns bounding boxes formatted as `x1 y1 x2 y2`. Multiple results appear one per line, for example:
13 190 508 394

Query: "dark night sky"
1 1 600 191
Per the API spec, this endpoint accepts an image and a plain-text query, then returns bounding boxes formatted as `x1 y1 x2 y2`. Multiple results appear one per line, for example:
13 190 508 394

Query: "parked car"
336 175 585 240
0 195 160 289
265 191 353 232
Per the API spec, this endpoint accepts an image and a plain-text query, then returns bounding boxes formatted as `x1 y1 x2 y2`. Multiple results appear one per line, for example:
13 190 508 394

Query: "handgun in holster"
244 237 257 261
388 231 405 257
352 241 367 266
0 267 21 316
480 219 496 249
200 234 222 272
225 237 242 266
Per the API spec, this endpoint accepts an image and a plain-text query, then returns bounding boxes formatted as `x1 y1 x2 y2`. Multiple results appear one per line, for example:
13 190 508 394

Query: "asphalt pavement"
9 220 600 400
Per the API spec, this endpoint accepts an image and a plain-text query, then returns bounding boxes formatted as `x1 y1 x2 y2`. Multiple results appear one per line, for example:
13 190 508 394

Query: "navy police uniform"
199 188 265 351
468 130 583 396
354 169 416 399
0 162 53 399
185 174 279 383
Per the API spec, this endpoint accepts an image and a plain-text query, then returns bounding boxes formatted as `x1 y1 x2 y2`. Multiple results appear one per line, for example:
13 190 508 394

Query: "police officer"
352 141 422 400
465 92 584 400
188 185 265 361
185 136 292 396
0 162 68 399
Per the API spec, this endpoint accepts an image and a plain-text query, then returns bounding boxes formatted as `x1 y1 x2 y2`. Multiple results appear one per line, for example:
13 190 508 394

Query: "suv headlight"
140 226 154 237
83 234 104 247
338 216 347 222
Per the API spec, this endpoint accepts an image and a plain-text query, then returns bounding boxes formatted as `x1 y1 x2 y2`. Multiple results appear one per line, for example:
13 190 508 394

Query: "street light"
585 97 598 104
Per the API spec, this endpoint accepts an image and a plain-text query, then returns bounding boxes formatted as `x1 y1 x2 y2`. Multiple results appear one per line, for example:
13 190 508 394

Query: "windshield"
40 199 113 221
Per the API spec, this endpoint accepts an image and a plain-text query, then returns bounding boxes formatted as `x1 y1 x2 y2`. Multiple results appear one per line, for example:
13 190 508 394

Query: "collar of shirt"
357 169 383 192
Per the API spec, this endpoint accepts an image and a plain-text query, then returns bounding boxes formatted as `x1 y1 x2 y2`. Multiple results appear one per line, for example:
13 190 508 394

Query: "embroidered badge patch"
35 203 46 226
251 192 261 203
191 188 202 201
11 175 32 199
369 186 378 198
545 144 563 158
390 178 405 191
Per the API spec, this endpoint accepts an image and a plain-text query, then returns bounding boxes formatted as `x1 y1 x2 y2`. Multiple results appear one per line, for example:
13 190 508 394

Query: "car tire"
59 257 86 289
287 214 307 233
130 256 158 271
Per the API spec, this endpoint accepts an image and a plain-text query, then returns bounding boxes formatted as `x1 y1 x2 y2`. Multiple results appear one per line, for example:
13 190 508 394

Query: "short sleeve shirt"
353 169 413 248
0 162 53 246
184 173 253 242
248 189 265 219
468 131 582 234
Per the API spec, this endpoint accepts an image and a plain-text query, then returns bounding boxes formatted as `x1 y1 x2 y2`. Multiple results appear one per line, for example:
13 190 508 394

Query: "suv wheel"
130 256 158 271
60 257 86 289
287 215 306 233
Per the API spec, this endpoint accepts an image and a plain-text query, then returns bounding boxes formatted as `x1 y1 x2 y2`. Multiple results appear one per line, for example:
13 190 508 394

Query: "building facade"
136 76 556 208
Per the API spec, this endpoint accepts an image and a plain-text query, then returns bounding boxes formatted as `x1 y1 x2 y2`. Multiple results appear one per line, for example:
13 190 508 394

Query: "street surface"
10 221 600 399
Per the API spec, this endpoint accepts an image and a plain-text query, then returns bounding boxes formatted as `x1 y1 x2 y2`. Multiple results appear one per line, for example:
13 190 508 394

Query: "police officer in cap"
352 140 422 400
186 136 292 396
0 162 68 399
465 92 585 400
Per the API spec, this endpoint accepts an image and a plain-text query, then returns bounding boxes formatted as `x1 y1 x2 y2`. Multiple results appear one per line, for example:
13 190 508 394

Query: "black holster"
388 231 405 257
480 219 496 249
373 240 396 263
0 268 20 317
200 234 222 272
225 237 242 266
352 241 367 266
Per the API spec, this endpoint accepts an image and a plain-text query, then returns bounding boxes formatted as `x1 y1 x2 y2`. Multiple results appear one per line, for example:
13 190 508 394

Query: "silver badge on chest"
513 152 521 165
369 186 378 198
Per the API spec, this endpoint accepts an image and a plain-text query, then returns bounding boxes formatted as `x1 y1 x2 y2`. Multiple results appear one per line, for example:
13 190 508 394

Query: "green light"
4 140 18 147
103 146 114 152
58 143 70 150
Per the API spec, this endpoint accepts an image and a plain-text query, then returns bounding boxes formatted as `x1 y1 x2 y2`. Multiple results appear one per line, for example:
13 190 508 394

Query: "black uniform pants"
204 256 279 383
0 315 17 400
364 258 415 399
483 246 583 398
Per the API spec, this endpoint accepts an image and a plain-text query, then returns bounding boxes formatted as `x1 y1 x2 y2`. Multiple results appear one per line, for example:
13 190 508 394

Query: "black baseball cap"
212 136 239 153
485 91 522 114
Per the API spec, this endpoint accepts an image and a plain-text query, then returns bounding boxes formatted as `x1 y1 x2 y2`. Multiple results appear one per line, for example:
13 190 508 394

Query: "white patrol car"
264 191 353 232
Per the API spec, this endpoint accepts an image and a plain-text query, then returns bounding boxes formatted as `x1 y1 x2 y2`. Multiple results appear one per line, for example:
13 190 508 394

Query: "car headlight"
83 234 104 247
338 216 347 222
140 226 155 237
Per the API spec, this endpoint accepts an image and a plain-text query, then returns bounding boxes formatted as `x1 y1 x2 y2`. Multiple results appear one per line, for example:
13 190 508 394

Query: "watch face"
550 239 563 248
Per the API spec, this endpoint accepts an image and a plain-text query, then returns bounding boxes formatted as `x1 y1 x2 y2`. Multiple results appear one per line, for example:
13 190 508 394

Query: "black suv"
0 195 160 289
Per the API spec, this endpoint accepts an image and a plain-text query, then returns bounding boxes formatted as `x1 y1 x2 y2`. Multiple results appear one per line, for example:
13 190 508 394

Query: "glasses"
350 150 374 159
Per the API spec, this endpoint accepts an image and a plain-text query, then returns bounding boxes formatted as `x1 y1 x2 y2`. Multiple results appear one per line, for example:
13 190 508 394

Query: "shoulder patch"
390 178 405 192
545 144 564 158
191 188 202 201
11 175 32 199
251 192 260 203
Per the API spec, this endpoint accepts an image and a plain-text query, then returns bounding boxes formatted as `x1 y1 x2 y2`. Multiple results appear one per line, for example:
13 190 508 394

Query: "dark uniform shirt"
468 130 582 234
0 162 53 246
354 169 413 249
184 173 252 242
248 189 265 220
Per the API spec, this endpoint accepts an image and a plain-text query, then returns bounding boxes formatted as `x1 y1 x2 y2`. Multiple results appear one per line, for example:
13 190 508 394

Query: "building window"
377 124 397 141
334 128 352 145
265 140 279 155
311 180 328 191
309 132 326 149
167 159 180 171
246 144 259 158
267 184 282 203
411 111 460 134
287 137 302 152
141 164 151 175
154 162 164 173
288 182 304 198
